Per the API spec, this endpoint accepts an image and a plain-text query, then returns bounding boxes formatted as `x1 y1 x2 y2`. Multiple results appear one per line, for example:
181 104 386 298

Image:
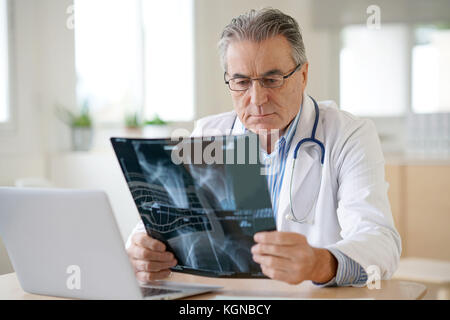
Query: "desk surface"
0 272 427 300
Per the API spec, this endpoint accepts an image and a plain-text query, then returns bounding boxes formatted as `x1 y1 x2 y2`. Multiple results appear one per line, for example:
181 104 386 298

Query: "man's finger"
133 259 177 272
260 265 291 282
129 246 174 262
251 243 293 259
135 270 172 283
252 254 292 271
133 232 166 252
254 231 306 245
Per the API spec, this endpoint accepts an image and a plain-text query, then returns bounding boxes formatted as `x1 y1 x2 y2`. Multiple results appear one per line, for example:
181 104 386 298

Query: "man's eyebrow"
231 69 284 78
231 73 249 78
262 69 284 76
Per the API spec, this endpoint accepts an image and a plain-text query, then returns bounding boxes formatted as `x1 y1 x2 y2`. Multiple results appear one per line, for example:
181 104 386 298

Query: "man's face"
225 35 308 134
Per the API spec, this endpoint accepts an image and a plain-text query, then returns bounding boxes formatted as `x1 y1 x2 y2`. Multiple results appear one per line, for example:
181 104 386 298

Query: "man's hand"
127 232 177 282
251 231 337 285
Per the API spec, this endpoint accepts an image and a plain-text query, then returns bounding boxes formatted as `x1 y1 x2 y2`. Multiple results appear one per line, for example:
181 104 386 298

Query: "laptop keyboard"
140 286 183 297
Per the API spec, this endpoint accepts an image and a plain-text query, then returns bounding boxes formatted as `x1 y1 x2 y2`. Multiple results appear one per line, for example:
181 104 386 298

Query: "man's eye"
264 78 279 84
262 77 283 87
236 79 250 86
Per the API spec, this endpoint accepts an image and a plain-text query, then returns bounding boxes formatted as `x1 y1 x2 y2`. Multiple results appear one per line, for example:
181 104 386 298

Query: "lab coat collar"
230 113 246 135
293 92 324 146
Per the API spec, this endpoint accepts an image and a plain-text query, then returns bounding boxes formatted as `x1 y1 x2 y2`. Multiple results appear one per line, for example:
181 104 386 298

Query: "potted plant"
143 114 171 138
56 101 94 151
124 111 143 136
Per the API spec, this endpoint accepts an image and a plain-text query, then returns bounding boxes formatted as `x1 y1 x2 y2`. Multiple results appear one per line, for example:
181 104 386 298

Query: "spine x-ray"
111 134 276 278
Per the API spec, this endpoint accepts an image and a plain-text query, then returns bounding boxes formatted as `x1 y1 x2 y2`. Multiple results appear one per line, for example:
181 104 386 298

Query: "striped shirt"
239 103 368 287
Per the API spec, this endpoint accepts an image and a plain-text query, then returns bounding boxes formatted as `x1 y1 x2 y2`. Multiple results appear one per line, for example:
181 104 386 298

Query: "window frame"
0 0 16 132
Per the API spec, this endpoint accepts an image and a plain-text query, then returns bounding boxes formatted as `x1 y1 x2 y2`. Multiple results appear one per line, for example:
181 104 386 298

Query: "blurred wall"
0 0 76 187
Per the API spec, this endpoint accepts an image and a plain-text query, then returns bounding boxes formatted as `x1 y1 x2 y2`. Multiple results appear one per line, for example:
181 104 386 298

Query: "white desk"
0 272 427 300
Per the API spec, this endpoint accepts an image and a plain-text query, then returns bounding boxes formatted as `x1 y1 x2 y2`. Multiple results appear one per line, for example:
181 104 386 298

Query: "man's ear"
301 62 309 88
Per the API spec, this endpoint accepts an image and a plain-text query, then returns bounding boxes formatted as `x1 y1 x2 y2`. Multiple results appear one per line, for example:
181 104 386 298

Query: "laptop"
0 187 222 300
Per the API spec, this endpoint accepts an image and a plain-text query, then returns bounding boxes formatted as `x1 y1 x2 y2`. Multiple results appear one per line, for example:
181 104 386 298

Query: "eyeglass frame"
224 63 302 91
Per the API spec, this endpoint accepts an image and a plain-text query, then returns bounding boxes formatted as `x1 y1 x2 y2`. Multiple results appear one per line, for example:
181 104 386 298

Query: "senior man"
126 8 401 286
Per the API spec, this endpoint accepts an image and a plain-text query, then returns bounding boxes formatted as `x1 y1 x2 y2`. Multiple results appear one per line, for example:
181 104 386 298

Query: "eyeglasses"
224 64 302 91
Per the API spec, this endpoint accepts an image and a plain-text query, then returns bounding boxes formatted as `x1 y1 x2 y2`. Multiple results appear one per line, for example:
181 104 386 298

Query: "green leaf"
144 114 167 126
54 103 93 128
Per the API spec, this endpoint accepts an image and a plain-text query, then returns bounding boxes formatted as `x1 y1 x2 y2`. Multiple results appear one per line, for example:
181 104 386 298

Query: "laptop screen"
111 134 276 278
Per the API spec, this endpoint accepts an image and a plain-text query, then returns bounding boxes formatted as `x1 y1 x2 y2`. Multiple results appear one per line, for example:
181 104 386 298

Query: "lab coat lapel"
230 113 246 135
276 94 322 228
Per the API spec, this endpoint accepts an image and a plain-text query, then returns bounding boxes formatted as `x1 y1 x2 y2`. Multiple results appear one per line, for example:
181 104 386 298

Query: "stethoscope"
230 96 325 224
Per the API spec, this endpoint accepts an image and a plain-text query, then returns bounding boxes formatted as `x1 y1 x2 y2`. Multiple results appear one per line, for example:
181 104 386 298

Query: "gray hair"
218 8 308 71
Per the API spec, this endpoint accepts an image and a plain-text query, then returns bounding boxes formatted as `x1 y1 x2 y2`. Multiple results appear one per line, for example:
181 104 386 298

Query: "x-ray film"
111 135 276 278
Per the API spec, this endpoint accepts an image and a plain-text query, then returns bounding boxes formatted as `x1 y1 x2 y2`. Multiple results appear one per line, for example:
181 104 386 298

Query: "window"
412 25 450 114
0 0 9 124
340 23 450 117
74 0 143 124
340 23 450 155
141 0 194 122
340 24 409 117
74 0 194 124
409 25 450 156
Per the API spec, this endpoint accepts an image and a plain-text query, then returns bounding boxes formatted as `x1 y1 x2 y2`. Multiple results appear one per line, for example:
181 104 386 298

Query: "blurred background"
0 0 449 298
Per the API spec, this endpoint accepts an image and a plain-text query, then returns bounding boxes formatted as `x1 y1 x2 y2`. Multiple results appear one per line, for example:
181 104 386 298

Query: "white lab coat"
127 92 402 280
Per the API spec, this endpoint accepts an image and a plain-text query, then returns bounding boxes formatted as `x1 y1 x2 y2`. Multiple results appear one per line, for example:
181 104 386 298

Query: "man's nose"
249 80 268 107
